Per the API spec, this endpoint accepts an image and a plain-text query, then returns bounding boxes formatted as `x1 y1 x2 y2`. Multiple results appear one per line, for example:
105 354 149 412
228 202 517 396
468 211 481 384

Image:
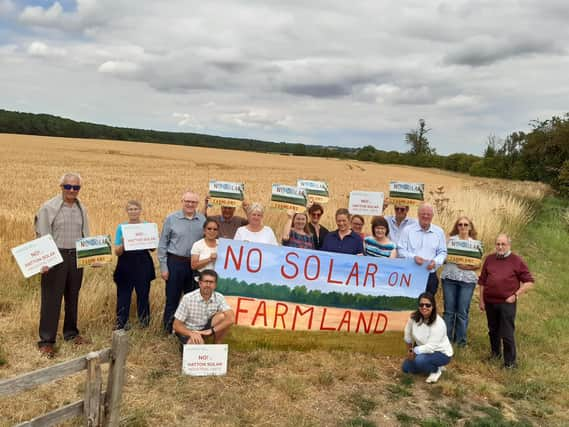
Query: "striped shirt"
283 230 314 249
174 289 231 330
364 237 396 258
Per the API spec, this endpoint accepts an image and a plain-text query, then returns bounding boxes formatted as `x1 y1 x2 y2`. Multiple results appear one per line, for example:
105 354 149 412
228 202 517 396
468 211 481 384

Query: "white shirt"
234 226 278 245
385 215 418 246
397 222 447 269
190 238 218 272
404 314 453 357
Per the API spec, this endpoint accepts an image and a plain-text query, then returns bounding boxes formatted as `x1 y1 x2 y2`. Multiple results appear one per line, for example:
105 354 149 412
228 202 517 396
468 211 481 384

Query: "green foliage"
405 119 434 155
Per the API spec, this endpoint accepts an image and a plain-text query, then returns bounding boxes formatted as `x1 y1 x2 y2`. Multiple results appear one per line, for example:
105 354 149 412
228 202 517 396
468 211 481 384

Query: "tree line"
216 278 417 311
1 109 568 194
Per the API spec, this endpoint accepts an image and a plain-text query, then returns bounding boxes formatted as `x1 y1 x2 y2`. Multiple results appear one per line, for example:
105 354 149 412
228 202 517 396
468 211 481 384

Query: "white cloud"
172 112 204 130
20 1 63 25
98 60 139 74
0 0 15 16
27 41 67 57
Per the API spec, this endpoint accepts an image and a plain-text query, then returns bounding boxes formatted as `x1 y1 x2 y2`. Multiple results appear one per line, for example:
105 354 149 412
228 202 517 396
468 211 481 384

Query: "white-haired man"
35 173 91 358
398 203 447 294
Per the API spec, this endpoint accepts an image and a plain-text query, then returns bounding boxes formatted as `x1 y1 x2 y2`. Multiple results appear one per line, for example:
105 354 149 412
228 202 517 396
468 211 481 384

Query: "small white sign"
182 344 229 376
11 235 63 278
348 191 384 216
122 223 159 251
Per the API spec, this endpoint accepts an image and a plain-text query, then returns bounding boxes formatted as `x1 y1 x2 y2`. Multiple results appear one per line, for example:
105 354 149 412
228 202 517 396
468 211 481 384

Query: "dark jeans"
426 272 439 295
163 256 197 333
38 250 83 346
442 278 476 345
402 352 451 374
116 280 151 329
485 301 517 365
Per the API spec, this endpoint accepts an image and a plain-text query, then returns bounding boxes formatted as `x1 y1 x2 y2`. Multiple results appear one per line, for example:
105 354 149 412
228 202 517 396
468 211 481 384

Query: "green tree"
405 119 434 155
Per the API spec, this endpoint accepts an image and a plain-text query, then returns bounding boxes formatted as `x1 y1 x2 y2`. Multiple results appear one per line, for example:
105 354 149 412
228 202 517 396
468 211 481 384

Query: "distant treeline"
216 278 417 311
2 109 568 194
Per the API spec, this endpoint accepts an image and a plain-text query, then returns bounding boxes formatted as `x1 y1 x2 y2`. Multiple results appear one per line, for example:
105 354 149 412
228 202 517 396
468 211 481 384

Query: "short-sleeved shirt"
210 215 248 239
321 230 364 255
283 230 314 249
191 238 218 271
234 226 278 245
174 289 231 330
363 236 396 258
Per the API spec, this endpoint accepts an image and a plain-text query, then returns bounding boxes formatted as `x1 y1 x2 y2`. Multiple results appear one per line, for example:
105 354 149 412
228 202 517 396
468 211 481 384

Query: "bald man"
398 203 447 294
158 190 206 333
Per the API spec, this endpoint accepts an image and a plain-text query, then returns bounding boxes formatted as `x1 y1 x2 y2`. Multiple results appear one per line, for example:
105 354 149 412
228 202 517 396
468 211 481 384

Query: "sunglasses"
206 227 218 231
419 303 432 308
395 207 407 212
458 223 470 227
62 184 81 191
311 212 322 217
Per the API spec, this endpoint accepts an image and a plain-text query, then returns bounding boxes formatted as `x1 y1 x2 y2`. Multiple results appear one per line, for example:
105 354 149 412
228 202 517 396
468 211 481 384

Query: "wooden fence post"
84 352 103 426
104 330 129 427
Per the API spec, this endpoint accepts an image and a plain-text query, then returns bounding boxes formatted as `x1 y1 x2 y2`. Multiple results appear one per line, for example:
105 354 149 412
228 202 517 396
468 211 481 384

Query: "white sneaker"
426 368 443 383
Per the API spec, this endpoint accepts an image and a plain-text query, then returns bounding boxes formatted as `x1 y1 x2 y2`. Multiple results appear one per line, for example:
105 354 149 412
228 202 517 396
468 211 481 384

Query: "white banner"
11 235 63 278
348 191 384 216
182 344 229 376
122 223 159 251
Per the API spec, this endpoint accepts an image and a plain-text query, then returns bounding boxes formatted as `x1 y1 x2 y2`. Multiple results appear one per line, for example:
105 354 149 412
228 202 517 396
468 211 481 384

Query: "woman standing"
113 200 156 330
321 208 363 255
191 218 220 272
282 211 314 249
234 203 278 245
363 216 397 258
403 292 453 383
350 214 366 239
441 216 480 346
307 203 329 249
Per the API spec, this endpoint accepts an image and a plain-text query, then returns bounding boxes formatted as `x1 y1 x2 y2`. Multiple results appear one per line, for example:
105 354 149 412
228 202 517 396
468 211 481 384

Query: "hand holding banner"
297 179 330 204
209 180 245 208
389 181 424 206
76 235 112 268
122 223 159 251
269 184 307 213
447 239 483 267
348 191 384 216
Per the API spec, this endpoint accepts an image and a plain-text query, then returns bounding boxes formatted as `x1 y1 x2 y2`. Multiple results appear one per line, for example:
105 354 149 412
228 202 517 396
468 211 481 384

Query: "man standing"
173 269 234 345
398 203 447 294
203 198 249 239
35 173 90 358
478 234 534 369
158 190 206 333
385 204 417 245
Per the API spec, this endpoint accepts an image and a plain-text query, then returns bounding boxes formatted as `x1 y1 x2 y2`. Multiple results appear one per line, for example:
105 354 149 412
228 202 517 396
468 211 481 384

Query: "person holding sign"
203 199 249 239
158 190 206 333
478 234 534 369
386 204 417 246
403 292 453 383
363 216 397 258
321 208 364 255
441 216 479 346
191 218 220 272
307 203 329 249
398 203 447 295
113 200 156 330
34 173 91 357
173 269 234 345
281 211 314 249
234 203 278 245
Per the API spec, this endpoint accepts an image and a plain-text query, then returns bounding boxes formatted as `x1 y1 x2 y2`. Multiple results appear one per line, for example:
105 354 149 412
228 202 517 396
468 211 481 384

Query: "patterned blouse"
283 229 315 249
440 235 478 283
364 236 396 258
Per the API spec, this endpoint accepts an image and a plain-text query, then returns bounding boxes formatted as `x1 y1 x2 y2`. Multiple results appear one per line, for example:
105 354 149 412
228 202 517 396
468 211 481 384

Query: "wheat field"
0 133 550 425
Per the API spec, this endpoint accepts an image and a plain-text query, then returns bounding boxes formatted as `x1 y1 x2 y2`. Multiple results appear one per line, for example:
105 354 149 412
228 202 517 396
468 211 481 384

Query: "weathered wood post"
104 330 129 427
84 351 103 426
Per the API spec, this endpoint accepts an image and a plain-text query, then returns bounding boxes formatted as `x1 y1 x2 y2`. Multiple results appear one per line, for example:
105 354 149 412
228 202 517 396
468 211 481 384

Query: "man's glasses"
395 207 407 212
62 184 81 191
311 212 322 217
200 280 216 285
183 200 198 204
419 303 432 308
458 223 469 227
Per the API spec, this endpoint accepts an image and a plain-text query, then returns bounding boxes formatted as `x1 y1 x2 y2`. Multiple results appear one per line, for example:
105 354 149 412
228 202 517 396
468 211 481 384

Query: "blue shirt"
397 222 447 269
158 210 206 273
385 215 418 246
114 221 148 246
321 230 364 255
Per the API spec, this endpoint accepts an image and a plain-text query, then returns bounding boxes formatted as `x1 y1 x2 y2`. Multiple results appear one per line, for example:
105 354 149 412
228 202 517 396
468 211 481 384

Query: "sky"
1 0 568 155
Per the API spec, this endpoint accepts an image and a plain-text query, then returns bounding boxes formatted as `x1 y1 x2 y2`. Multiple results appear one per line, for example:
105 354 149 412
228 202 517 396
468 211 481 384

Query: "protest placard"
122 223 159 251
216 239 429 333
269 184 308 213
182 344 228 376
76 235 112 268
389 181 424 206
11 235 63 278
447 239 483 267
208 180 245 208
297 179 330 204
348 191 384 216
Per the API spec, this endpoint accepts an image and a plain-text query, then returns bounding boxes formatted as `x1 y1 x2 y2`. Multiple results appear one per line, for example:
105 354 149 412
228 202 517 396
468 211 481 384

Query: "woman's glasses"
206 227 218 231
419 303 432 308
458 223 470 227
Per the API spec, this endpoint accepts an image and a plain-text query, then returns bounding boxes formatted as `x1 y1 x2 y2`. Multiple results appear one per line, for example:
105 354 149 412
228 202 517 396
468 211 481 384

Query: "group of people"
34 172 535 386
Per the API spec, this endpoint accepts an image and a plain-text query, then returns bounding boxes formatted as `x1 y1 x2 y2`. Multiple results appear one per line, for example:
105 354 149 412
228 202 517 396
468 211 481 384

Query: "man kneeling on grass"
173 269 234 345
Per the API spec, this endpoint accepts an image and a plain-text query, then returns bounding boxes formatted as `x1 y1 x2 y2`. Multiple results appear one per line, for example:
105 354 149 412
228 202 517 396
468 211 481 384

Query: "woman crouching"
402 292 453 383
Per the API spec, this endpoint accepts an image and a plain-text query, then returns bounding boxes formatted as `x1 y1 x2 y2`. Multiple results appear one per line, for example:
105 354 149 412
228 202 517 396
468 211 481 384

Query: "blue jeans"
426 273 439 295
442 278 476 345
402 352 451 374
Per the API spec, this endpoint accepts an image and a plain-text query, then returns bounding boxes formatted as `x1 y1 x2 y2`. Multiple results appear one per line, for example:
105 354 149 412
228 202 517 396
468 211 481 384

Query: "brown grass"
0 134 557 426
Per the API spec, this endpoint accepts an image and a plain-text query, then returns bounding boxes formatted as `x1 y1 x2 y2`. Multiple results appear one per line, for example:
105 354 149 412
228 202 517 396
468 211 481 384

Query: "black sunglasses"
419 303 432 308
62 184 81 191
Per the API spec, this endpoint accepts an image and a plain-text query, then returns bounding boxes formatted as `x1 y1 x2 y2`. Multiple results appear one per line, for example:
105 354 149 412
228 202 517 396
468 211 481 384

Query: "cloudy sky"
1 0 568 154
